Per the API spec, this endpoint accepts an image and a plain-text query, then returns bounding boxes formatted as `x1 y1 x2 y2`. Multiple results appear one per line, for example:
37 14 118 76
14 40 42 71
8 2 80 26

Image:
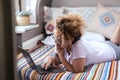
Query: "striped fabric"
17 45 120 80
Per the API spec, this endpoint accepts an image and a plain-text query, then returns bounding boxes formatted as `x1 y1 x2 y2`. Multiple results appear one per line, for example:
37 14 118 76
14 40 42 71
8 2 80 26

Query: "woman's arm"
55 44 75 72
111 23 120 45
59 54 74 72
55 43 86 73
72 58 85 73
59 54 85 73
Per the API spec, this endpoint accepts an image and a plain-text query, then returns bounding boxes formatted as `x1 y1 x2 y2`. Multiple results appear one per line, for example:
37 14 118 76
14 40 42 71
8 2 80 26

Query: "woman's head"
54 14 86 48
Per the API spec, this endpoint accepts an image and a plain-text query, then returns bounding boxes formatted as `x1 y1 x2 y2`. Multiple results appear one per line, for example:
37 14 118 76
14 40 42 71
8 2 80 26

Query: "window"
15 0 38 23
26 0 38 23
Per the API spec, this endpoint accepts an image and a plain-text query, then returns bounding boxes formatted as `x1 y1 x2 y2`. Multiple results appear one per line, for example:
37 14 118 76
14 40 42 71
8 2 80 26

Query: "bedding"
41 31 106 45
17 44 120 80
41 35 55 45
86 3 120 39
63 6 120 26
43 5 120 37
81 31 105 42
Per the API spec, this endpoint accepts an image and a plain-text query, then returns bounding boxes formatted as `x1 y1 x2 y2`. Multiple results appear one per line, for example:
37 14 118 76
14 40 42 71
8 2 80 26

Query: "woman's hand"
41 56 56 70
55 43 64 57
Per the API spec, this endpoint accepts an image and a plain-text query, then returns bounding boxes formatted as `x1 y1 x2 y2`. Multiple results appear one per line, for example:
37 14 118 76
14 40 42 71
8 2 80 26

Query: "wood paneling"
51 0 120 7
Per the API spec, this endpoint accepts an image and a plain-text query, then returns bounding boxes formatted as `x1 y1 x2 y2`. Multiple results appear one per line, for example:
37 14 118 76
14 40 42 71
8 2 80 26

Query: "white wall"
52 0 120 7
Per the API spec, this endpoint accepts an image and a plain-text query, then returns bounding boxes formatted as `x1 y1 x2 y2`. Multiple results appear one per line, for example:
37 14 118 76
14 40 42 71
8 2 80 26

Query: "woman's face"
54 30 72 48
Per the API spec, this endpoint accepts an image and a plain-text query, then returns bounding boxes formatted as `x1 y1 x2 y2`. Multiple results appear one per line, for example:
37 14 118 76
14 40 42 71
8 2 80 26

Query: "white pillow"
81 31 105 42
41 35 55 45
42 31 105 45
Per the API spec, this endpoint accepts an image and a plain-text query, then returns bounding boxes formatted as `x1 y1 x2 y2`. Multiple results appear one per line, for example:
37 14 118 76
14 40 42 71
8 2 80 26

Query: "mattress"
17 45 120 80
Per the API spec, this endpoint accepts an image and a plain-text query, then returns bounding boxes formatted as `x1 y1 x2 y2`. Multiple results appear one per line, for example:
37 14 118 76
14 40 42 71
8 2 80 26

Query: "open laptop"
17 46 64 75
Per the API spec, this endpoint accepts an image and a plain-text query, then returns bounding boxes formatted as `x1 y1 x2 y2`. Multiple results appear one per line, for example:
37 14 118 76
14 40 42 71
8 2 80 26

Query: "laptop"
17 46 64 75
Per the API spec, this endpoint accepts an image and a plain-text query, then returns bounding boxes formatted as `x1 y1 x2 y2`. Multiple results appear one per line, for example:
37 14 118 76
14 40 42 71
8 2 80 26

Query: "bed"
17 0 120 80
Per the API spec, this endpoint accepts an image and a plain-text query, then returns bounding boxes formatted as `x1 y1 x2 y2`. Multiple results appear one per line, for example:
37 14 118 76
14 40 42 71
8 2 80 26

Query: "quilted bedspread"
17 45 120 80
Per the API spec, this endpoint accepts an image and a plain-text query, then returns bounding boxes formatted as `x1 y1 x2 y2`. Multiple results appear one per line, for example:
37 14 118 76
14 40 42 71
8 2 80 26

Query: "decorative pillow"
41 35 55 45
63 7 96 24
87 4 120 39
81 31 105 42
44 6 64 34
82 8 96 24
107 7 120 13
44 19 55 34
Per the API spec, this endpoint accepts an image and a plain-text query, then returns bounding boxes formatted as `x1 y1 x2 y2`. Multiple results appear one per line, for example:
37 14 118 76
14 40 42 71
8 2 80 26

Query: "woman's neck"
66 47 71 55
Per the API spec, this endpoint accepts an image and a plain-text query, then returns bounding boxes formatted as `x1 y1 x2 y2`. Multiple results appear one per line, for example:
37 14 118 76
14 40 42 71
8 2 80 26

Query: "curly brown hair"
56 14 86 44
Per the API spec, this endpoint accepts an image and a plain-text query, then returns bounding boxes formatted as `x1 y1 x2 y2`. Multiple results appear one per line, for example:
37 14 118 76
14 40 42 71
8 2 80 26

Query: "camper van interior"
15 0 120 79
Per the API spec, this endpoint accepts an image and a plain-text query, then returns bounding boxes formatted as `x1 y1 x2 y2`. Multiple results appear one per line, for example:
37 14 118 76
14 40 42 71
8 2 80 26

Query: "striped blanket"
17 45 120 80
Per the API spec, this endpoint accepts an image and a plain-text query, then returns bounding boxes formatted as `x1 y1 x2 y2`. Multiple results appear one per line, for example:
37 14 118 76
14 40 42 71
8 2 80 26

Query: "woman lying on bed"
42 14 120 73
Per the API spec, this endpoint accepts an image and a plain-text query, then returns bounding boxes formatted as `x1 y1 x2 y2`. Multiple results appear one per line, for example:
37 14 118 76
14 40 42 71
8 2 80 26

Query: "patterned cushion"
45 19 55 34
44 6 64 34
82 8 96 24
87 4 120 39
63 7 96 24
99 12 115 27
